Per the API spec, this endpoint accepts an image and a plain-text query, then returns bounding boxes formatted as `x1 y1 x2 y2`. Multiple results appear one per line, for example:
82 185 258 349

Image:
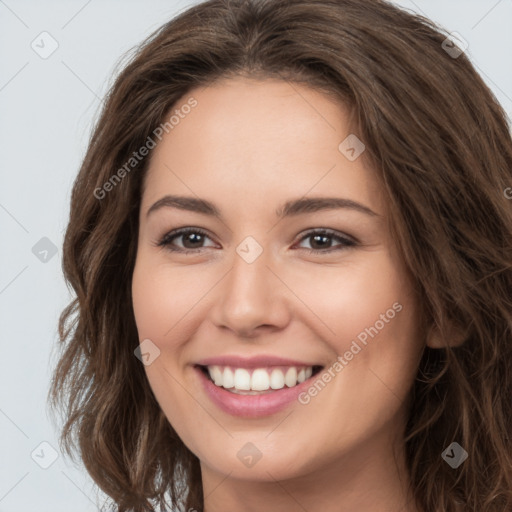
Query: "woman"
48 0 512 510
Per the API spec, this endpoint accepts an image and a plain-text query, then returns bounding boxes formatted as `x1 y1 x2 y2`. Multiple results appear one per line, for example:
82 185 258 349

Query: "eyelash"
156 227 357 255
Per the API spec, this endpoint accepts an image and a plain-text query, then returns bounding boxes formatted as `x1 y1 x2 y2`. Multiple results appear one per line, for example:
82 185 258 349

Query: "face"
131 76 424 485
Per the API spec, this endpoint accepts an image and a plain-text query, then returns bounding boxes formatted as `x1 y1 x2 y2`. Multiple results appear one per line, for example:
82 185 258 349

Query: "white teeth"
205 365 316 392
251 369 270 391
284 367 297 387
270 368 285 389
233 368 251 390
223 367 234 388
210 366 223 386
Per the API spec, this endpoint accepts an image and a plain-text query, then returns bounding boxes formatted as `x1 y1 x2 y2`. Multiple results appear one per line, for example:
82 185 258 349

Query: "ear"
425 320 468 349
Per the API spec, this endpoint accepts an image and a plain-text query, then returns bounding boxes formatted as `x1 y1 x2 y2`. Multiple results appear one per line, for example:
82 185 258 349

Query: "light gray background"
1 1 511 510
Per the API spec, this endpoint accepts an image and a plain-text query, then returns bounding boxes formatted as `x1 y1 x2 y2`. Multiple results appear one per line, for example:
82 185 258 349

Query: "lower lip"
195 366 318 418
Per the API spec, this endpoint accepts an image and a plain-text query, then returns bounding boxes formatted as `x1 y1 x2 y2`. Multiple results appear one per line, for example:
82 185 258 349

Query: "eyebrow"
146 194 380 220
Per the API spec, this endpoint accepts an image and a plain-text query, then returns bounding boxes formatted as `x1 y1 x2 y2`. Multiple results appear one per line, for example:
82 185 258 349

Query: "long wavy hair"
47 0 512 510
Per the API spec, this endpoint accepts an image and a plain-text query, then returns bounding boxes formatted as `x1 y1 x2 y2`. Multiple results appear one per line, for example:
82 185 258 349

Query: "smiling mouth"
196 364 324 394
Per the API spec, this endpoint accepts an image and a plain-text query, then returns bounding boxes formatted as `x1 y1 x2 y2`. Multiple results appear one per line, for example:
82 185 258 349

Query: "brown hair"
48 0 512 510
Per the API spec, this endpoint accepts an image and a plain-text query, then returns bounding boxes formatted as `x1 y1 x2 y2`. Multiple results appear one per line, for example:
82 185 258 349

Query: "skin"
131 76 426 512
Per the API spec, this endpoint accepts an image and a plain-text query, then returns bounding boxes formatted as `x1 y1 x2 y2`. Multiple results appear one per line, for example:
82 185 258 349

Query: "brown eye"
158 227 216 253
156 227 357 255
295 229 356 253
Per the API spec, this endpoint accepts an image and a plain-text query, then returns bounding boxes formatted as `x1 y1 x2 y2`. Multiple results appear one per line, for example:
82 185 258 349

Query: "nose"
211 245 290 339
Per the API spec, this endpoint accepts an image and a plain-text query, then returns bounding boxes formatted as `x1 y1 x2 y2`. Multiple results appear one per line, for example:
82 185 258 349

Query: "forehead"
141 77 386 221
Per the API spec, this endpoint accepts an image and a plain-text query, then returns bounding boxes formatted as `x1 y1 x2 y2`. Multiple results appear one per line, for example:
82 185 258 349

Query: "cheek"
324 257 421 404
291 252 421 397
131 256 203 444
132 265 166 342
131 255 208 342
281 252 408 352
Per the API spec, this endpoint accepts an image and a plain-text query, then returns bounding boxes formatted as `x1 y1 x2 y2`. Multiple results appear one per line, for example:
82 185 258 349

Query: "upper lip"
196 355 323 368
